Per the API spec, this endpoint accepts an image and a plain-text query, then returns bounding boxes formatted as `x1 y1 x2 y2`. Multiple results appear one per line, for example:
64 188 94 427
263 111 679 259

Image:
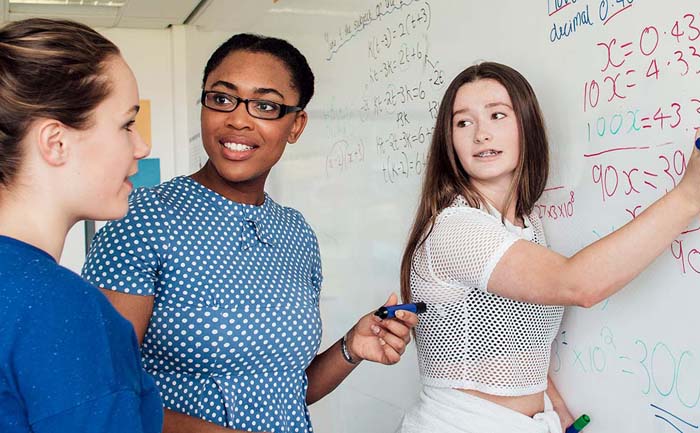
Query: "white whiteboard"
250 1 700 432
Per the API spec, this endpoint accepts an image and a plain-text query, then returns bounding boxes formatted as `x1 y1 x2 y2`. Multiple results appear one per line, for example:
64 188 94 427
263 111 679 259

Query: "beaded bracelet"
340 333 360 365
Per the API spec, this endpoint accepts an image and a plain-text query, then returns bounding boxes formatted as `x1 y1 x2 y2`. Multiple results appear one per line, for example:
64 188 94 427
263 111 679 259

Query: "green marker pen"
565 414 590 433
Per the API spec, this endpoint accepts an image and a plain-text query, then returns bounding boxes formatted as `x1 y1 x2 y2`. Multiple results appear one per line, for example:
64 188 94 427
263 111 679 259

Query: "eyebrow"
127 105 140 116
210 80 285 101
452 101 512 117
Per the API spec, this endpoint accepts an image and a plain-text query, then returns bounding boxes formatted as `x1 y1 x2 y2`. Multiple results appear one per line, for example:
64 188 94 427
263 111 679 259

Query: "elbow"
573 293 598 308
563 284 601 308
558 260 610 308
565 282 608 308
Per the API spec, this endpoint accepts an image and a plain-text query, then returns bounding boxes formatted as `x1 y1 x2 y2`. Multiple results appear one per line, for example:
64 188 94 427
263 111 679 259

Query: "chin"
91 204 130 222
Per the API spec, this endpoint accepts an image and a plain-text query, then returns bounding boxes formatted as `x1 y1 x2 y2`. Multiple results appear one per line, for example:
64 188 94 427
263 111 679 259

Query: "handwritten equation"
324 0 419 61
583 11 700 113
553 325 700 430
323 0 444 183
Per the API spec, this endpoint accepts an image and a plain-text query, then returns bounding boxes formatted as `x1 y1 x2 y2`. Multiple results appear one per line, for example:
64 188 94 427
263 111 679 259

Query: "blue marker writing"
565 414 590 433
374 302 427 319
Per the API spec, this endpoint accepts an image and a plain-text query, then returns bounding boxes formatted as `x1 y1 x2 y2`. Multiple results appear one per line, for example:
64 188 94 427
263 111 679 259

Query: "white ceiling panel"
0 0 203 28
120 0 199 20
7 12 117 27
191 0 357 33
117 15 177 28
0 0 357 31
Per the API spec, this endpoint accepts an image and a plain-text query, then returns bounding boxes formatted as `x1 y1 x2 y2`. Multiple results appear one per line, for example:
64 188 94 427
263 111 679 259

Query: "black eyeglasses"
201 91 303 120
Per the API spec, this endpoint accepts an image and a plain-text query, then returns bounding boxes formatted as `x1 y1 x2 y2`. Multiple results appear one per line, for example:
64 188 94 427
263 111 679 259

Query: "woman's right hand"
675 130 700 214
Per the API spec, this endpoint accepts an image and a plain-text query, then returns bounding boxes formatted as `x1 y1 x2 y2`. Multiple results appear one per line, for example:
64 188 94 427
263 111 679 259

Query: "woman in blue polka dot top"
82 33 419 433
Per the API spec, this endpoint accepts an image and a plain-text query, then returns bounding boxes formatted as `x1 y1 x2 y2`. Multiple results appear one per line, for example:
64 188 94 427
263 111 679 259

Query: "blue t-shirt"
0 235 163 433
82 176 323 433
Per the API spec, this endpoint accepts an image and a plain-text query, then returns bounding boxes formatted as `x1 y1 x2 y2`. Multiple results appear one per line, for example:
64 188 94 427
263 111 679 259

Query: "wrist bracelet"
341 333 360 365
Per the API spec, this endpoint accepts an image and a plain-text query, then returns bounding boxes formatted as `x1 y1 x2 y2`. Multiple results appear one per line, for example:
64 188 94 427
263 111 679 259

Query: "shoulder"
91 178 185 242
2 266 150 425
264 197 320 256
0 245 93 315
128 176 188 215
426 200 519 252
268 196 317 235
435 199 501 228
526 211 547 245
18 262 117 324
527 211 544 230
2 257 129 362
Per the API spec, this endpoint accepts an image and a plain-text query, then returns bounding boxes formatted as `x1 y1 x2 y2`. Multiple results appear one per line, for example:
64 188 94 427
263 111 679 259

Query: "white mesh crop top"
410 196 564 396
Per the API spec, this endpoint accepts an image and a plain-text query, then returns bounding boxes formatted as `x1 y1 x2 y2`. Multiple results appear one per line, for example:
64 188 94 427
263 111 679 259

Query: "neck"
472 179 520 225
190 161 267 205
0 188 73 261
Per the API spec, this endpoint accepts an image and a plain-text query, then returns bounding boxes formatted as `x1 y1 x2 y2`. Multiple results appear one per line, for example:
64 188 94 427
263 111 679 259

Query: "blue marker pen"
695 137 700 150
374 302 427 319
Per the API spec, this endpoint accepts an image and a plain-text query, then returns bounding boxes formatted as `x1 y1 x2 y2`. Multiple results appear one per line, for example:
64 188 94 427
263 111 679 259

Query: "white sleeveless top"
410 196 564 396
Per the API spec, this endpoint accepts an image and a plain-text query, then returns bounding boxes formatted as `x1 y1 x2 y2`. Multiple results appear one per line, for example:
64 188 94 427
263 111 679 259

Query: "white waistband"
398 386 562 433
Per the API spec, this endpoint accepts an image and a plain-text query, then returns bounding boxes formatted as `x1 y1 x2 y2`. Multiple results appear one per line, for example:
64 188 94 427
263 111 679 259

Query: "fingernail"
371 325 380 335
379 338 386 346
396 310 405 319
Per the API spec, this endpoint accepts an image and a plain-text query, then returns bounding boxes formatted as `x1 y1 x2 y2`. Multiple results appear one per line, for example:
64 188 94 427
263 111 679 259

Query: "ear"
286 110 308 144
35 119 70 166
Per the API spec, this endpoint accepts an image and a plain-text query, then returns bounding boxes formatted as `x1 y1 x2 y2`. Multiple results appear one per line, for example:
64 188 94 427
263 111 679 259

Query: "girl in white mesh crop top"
398 62 700 433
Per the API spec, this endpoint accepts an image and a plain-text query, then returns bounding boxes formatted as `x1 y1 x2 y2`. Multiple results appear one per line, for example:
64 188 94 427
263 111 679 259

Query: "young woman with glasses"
0 18 161 432
82 33 418 433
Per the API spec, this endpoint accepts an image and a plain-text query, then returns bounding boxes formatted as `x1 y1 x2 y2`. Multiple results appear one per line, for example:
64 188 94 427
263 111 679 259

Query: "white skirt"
398 386 562 433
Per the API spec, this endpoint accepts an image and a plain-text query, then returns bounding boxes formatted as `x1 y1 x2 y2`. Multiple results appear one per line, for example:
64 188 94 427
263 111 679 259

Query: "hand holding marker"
375 302 427 319
374 299 589 433
565 414 590 433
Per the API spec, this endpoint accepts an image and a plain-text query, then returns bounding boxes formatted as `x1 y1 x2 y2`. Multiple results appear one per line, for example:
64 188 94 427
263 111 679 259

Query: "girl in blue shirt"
0 19 162 433
83 34 419 433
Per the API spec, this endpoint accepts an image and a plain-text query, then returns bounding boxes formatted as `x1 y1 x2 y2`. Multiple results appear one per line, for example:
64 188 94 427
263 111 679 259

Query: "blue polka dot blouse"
82 176 323 433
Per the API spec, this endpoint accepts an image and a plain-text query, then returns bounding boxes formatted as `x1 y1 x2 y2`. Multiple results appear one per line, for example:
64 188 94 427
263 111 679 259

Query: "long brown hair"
400 62 549 302
0 18 120 187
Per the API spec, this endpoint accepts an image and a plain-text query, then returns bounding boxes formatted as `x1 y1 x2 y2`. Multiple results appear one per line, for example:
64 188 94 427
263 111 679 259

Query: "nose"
473 125 492 144
132 129 150 160
226 101 255 129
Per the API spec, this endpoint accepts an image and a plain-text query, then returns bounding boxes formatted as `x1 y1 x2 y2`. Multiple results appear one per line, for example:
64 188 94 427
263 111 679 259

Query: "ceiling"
0 0 358 30
0 0 202 29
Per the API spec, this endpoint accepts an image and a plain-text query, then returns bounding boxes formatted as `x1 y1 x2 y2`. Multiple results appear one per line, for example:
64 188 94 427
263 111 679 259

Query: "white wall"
102 27 177 183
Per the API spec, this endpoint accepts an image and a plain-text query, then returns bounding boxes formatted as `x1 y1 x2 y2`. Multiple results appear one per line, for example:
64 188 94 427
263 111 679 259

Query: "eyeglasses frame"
200 90 303 120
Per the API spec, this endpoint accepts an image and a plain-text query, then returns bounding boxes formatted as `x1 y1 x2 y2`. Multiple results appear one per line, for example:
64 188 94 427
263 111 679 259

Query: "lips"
218 136 259 161
223 142 255 151
473 150 502 158
219 135 259 149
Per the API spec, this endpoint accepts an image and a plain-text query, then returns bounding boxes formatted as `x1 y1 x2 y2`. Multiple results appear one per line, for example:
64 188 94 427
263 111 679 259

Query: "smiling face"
68 55 149 220
452 78 521 195
197 50 307 202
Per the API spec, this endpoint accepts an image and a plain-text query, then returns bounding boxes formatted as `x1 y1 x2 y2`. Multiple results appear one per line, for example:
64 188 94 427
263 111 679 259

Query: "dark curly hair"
202 33 315 109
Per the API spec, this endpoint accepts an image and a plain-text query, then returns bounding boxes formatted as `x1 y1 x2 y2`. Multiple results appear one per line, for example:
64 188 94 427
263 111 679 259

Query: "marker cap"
374 302 427 319
573 414 590 430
